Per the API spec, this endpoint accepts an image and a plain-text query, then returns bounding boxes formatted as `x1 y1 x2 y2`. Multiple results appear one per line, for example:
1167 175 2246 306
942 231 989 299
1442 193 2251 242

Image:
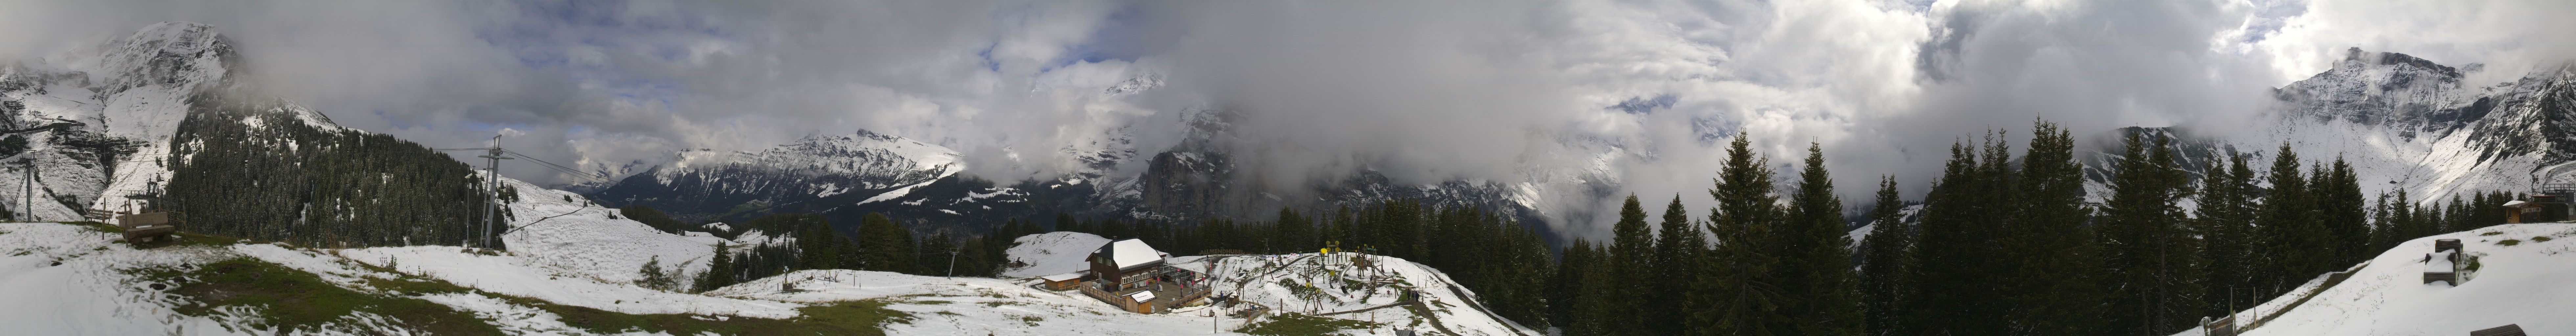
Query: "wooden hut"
1039 271 1087 291
2502 200 2541 223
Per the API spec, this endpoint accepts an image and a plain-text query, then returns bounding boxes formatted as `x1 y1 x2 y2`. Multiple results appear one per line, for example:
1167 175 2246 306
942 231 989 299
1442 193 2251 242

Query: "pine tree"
1857 176 1911 336
2197 152 2260 316
1553 240 1604 336
1650 194 1704 336
2321 158 2369 265
1691 133 1790 335
2007 121 2108 335
695 241 735 292
1605 195 1654 336
2256 143 2315 296
637 256 678 291
1905 138 1991 335
2101 132 2202 335
1785 142 1861 335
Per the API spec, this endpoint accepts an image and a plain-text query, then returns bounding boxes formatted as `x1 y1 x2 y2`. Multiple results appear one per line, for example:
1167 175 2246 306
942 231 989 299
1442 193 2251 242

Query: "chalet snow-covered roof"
1127 290 1156 303
2502 200 2533 208
1093 239 1167 271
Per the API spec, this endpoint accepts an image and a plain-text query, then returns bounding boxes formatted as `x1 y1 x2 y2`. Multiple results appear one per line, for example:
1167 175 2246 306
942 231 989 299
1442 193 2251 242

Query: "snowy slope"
994 232 1541 336
0 223 253 335
2173 223 2576 335
998 231 1114 278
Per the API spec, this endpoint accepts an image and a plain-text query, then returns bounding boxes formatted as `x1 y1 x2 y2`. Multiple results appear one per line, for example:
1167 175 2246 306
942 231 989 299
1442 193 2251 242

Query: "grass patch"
2537 236 2554 242
529 299 910 336
143 258 502 335
1242 313 1381 336
2481 231 2505 236
2499 239 2522 246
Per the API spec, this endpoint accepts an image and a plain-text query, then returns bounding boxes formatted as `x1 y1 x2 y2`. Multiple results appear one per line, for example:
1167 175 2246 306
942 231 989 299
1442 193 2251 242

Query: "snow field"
2179 223 2576 335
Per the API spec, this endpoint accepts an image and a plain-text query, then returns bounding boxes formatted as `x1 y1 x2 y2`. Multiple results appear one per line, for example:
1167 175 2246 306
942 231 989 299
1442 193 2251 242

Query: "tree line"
633 119 2525 336
1850 121 2521 336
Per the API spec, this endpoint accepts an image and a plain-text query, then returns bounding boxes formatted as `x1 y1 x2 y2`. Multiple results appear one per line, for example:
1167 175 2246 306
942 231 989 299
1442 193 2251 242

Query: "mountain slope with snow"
2172 223 2576 335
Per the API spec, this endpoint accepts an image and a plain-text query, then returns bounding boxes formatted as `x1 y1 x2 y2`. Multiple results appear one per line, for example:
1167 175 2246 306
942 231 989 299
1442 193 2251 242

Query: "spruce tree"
2007 121 2108 335
1857 176 1911 336
695 241 735 292
1904 139 1990 335
2100 132 2201 335
1786 142 1861 335
2322 158 2369 265
2197 153 2260 316
1606 195 1654 336
2256 143 2314 296
1650 194 1704 336
1549 239 1599 331
1690 133 1790 335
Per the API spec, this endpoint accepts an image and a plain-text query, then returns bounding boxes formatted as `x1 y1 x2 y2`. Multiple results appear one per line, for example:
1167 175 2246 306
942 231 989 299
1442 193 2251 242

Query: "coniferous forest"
166 89 503 248
646 118 2530 336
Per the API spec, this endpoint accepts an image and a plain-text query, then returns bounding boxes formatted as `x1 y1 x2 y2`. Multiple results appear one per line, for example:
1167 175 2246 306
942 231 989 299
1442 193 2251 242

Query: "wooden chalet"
1078 239 1211 314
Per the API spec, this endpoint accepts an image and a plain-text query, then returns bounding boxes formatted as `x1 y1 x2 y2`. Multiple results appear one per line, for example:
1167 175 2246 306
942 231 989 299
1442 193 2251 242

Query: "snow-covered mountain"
590 130 967 219
2080 49 2576 204
4 22 498 247
0 21 248 220
584 75 1597 237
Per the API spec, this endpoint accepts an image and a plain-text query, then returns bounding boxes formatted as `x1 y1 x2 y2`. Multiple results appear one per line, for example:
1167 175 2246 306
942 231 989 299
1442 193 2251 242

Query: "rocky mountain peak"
92 21 236 93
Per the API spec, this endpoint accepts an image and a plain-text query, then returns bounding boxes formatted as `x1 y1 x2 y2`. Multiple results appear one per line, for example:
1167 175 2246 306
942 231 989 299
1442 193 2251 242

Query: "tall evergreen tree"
2320 158 2369 265
695 241 735 292
1554 240 1608 336
2255 143 2315 296
2197 152 2260 316
2100 132 2202 335
1905 138 1993 335
1605 195 1654 336
1857 176 1911 336
2007 121 2108 335
1650 194 1704 336
1785 142 1861 335
1691 132 1790 335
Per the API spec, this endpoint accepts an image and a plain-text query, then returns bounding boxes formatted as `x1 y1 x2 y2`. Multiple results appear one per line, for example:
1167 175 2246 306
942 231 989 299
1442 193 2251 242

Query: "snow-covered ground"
2175 223 2576 336
999 231 1114 278
1000 234 1539 336
2 181 1541 336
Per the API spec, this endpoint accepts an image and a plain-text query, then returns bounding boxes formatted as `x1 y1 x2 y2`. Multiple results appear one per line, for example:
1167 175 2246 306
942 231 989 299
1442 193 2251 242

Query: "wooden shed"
1039 271 1087 291
2501 200 2541 223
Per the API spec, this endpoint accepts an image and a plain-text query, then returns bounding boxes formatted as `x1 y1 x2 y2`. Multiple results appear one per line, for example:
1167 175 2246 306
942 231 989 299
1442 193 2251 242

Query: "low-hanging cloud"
5 0 2569 241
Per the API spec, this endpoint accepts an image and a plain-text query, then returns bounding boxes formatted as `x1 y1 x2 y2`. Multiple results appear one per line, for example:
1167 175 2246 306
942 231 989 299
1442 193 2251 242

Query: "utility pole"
20 156 30 222
475 135 512 250
945 247 959 277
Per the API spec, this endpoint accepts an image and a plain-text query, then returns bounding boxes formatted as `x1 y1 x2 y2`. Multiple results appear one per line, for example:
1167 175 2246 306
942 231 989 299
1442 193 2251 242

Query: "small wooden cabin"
1039 271 1087 291
2502 200 2541 223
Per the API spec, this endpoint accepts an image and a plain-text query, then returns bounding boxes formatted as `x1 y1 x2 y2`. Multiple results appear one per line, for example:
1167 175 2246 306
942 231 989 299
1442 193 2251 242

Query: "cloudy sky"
4 0 2571 238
